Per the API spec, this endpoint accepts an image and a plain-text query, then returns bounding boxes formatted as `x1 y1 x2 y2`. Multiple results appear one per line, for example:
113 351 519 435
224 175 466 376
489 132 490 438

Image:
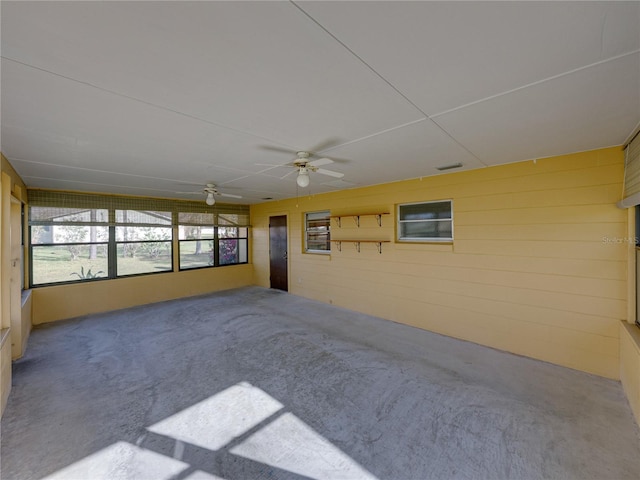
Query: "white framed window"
397 200 453 242
305 211 331 253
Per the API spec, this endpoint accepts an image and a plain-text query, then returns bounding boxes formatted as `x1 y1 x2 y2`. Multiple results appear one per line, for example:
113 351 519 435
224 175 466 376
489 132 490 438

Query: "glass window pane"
306 211 330 252
306 211 329 221
400 220 452 239
179 240 214 269
116 226 172 242
31 225 109 245
307 220 329 231
179 225 214 240
399 202 451 221
307 233 330 251
219 238 249 265
32 245 108 285
116 242 172 276
219 239 238 265
219 227 238 238
116 210 172 225
238 238 248 263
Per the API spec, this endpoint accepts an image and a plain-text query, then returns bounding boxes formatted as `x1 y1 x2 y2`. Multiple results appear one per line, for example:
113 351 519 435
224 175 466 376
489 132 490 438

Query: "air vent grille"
436 163 463 171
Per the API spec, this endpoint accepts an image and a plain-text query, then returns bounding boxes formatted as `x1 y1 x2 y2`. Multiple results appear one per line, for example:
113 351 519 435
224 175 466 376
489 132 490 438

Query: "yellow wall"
251 147 627 379
620 321 640 424
3 146 639 418
32 264 253 325
1 153 28 416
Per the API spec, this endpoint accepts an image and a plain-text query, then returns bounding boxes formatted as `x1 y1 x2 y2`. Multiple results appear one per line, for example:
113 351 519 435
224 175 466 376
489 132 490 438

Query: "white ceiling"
1 1 639 204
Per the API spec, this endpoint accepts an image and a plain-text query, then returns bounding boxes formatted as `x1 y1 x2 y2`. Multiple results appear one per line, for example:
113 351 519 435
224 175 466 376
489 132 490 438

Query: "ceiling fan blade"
316 168 344 178
309 157 333 167
175 190 203 194
219 192 242 199
309 138 343 154
258 145 298 155
255 162 284 167
280 169 297 180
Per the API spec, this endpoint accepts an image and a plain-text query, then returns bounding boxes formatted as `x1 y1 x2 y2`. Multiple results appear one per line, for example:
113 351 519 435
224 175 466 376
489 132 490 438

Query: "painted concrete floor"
2 286 640 480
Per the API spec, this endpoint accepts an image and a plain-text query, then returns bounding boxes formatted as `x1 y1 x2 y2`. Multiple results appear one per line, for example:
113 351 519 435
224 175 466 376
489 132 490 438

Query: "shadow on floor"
2 286 640 479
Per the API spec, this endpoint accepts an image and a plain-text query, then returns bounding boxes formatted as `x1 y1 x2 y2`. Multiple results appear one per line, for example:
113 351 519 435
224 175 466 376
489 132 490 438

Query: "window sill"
622 321 640 355
21 289 31 308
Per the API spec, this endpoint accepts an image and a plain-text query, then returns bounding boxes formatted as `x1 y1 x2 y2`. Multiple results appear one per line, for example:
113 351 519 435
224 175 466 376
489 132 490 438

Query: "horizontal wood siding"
620 322 640 425
251 147 627 378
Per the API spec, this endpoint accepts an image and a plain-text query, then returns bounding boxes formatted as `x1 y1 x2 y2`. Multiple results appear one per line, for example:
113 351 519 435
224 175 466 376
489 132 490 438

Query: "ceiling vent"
436 163 463 171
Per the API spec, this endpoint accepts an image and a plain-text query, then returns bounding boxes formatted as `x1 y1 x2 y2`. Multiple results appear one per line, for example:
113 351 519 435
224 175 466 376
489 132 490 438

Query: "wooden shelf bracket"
332 239 388 254
331 212 389 228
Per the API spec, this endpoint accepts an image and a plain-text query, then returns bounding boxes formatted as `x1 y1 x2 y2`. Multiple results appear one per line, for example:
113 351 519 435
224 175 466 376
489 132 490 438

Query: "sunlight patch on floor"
42 382 376 480
148 381 284 451
231 412 377 479
42 441 190 480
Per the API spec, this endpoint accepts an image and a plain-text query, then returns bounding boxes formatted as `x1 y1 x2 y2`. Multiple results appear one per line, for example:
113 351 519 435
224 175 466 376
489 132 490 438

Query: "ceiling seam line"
431 49 640 119
21 174 256 195
320 118 428 151
290 1 487 167
1 55 299 151
21 175 180 190
290 1 425 118
8 157 197 182
10 156 257 180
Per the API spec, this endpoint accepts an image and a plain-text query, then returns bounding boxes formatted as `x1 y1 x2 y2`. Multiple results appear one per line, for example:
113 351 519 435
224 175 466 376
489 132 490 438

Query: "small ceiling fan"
266 151 345 187
176 183 242 205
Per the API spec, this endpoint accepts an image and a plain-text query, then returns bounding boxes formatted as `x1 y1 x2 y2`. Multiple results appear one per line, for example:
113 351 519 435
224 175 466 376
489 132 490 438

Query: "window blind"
27 190 250 226
619 131 640 208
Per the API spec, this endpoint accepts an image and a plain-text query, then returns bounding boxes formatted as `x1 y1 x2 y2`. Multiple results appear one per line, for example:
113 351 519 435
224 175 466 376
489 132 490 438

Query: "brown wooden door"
269 215 288 291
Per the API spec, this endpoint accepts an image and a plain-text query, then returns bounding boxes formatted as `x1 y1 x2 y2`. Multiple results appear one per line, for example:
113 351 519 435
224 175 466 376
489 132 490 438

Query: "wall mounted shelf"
333 239 390 254
330 212 389 227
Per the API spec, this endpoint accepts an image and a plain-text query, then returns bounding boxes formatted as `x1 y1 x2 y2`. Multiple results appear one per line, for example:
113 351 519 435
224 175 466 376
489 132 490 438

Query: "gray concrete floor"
2 286 640 480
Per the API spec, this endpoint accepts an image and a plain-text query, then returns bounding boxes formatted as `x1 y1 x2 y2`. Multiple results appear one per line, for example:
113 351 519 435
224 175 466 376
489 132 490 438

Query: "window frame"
304 210 331 254
218 226 249 266
29 207 112 287
178 214 249 271
396 200 454 243
114 210 174 278
27 196 250 288
178 221 216 271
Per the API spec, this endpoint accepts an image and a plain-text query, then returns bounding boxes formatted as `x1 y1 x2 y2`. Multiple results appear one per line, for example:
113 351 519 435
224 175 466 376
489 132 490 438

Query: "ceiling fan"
176 183 242 205
265 151 345 187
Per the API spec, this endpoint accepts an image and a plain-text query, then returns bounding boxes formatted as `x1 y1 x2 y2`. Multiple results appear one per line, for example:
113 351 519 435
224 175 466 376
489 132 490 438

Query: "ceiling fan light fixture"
296 170 310 188
205 192 216 205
